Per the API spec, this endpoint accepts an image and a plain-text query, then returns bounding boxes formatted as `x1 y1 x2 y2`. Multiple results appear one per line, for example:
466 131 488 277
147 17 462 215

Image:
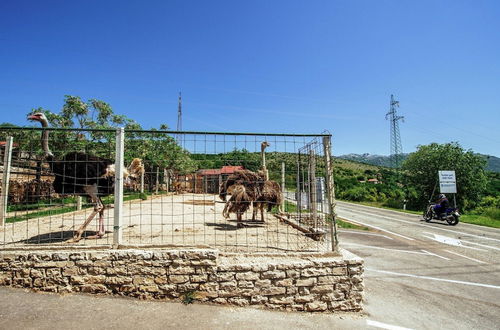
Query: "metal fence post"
309 149 318 229
113 128 124 247
322 136 338 252
296 155 301 217
166 170 170 192
0 136 13 226
155 167 159 194
140 170 144 193
281 162 285 211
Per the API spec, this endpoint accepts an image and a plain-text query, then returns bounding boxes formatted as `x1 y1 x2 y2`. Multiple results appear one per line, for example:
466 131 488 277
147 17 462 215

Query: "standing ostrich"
252 141 283 221
219 170 264 228
252 180 283 222
28 112 138 242
260 141 270 180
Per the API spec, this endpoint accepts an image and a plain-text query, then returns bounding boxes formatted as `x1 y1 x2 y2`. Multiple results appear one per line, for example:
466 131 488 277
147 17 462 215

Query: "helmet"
438 194 446 199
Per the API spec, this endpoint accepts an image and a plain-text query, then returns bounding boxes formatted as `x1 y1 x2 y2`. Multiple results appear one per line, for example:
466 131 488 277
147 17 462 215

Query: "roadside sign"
438 170 457 193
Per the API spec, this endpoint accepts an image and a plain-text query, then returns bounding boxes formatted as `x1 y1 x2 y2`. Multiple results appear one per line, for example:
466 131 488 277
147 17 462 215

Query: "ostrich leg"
237 211 244 228
85 197 105 239
69 185 104 242
251 202 257 221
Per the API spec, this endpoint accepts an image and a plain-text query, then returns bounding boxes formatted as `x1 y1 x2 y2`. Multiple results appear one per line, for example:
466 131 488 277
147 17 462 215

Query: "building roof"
198 165 244 176
0 141 18 147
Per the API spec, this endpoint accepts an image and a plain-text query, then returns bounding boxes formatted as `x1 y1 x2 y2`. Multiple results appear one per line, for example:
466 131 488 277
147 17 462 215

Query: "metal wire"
0 128 334 252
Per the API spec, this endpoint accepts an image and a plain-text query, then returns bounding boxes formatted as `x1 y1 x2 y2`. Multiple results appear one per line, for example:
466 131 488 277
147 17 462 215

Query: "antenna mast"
385 94 404 168
176 92 182 144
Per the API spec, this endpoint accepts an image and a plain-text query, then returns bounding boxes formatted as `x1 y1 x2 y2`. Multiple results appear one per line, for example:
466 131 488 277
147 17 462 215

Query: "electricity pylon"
176 92 182 144
385 94 404 168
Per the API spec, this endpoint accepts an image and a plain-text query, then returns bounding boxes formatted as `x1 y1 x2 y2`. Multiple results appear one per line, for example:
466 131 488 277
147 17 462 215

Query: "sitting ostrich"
219 169 264 228
28 112 141 242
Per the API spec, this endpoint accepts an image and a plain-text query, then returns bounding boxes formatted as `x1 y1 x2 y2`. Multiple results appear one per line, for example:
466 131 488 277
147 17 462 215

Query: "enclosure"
0 127 338 253
0 127 366 313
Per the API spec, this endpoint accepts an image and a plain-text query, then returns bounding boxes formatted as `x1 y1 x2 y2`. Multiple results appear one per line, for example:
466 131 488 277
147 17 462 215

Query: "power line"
386 94 404 168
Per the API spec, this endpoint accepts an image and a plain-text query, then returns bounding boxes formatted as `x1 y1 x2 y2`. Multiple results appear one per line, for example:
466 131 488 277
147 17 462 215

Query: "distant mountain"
338 153 500 173
482 154 500 173
338 153 408 168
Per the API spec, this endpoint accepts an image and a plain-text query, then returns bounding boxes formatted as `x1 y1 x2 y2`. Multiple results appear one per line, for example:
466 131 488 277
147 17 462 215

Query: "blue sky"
1 0 499 156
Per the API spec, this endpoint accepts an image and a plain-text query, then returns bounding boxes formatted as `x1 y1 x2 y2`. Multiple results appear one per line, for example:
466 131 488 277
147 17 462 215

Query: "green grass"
336 218 370 230
460 214 500 228
101 192 148 205
282 200 298 213
6 192 152 224
181 291 198 304
342 200 422 215
279 201 369 230
6 206 78 223
7 196 77 212
281 200 312 213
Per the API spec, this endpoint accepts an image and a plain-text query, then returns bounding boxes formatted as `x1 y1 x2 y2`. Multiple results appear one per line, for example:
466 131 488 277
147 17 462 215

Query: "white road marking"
343 243 442 258
339 216 415 241
367 269 500 289
458 239 500 252
338 230 394 240
443 250 487 264
420 249 450 260
421 233 487 251
423 232 462 246
338 204 500 243
366 319 414 330
419 225 500 243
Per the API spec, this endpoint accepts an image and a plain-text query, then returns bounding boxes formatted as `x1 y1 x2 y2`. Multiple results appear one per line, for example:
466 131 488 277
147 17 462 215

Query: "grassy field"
460 214 500 228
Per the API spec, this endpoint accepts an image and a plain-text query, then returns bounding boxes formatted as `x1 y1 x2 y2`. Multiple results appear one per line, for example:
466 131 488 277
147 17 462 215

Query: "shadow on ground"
205 220 265 231
19 230 111 244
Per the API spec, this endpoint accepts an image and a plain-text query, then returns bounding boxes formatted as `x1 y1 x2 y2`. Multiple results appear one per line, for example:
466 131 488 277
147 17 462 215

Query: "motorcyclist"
434 194 450 218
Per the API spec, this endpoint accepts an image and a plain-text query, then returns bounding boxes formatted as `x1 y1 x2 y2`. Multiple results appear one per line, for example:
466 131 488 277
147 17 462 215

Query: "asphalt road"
1 201 499 330
336 200 500 330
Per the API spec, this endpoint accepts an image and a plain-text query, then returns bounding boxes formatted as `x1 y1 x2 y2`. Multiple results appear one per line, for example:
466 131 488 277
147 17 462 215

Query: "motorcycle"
423 204 460 225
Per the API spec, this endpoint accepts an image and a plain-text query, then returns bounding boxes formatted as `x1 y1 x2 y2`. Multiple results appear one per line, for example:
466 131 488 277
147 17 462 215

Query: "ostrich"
260 141 270 180
252 141 283 221
219 169 264 228
252 180 283 222
124 158 145 191
28 112 139 242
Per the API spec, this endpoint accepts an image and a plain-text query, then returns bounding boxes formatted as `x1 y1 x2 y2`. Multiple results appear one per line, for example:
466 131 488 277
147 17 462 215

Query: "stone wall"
0 248 363 312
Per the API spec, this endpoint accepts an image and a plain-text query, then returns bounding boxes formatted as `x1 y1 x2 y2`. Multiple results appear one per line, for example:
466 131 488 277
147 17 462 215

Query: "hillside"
339 153 500 173
482 154 500 172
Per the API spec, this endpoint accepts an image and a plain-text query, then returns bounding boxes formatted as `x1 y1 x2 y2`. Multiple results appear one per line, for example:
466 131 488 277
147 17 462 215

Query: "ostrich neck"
261 145 268 180
40 118 54 158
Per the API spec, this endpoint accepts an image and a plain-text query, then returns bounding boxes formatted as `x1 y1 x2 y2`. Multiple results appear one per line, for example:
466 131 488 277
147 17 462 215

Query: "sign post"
438 170 457 207
438 170 457 194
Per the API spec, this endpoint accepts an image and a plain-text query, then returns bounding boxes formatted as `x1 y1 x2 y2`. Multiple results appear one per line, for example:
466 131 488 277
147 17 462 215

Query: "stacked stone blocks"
0 249 363 312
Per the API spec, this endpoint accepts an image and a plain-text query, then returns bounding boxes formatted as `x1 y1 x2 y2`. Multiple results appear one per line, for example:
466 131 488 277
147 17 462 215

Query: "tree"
401 142 487 211
20 95 195 174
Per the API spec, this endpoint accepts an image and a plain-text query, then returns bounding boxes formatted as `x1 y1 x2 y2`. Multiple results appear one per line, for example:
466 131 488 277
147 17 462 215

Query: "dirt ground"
1 193 329 253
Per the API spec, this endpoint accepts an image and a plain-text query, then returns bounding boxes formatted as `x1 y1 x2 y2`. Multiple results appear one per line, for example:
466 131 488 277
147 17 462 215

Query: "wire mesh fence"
0 127 337 252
